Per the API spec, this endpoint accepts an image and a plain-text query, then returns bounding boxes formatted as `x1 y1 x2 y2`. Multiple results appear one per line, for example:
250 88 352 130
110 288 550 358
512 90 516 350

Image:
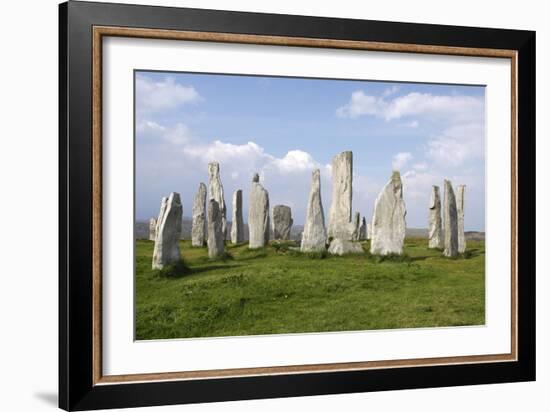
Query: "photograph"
52 1 537 410
134 71 486 340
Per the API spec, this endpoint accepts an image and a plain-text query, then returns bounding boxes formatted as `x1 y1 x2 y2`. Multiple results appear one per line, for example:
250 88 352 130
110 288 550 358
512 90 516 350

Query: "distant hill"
135 218 304 241
136 219 484 241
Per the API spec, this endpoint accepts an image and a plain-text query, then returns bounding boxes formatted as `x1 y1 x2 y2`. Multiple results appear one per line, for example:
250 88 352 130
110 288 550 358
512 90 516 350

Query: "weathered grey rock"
351 212 361 241
366 223 372 240
207 199 225 258
327 151 354 240
152 192 182 269
301 169 327 252
149 218 157 241
191 182 207 247
370 171 407 255
154 196 168 239
443 180 459 257
428 185 443 249
248 173 270 248
272 205 293 240
359 217 367 241
457 185 466 253
231 189 244 244
328 238 364 255
208 162 227 239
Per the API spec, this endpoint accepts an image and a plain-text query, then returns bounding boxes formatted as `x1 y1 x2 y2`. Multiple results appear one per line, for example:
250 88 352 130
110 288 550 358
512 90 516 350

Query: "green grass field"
135 238 485 340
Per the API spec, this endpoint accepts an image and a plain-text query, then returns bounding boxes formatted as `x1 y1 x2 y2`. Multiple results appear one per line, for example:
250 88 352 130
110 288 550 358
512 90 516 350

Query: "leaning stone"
152 192 182 269
231 189 244 244
248 173 270 248
208 162 227 239
207 199 225 258
328 238 364 255
272 205 293 240
328 151 354 240
443 180 459 257
370 171 407 255
301 169 327 252
456 185 466 253
359 217 367 241
191 182 207 247
428 185 444 249
149 218 157 241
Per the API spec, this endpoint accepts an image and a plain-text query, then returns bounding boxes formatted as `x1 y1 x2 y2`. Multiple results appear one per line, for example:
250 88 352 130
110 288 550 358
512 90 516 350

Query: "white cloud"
412 162 428 171
427 123 484 166
267 150 319 174
183 140 269 167
403 120 419 128
136 75 201 113
136 120 193 145
382 85 400 98
392 152 413 170
336 90 384 119
336 89 483 123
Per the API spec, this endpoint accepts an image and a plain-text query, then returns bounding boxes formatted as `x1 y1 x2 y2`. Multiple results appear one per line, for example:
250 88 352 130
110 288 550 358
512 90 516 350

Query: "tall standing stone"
370 171 407 255
191 182 207 247
359 217 367 241
152 192 182 269
207 199 225 258
231 189 244 244
149 218 157 241
351 212 361 241
208 162 227 239
154 196 168 239
328 151 354 240
301 169 327 252
272 205 293 240
457 184 466 253
248 173 270 248
443 179 459 257
366 223 372 240
428 185 443 249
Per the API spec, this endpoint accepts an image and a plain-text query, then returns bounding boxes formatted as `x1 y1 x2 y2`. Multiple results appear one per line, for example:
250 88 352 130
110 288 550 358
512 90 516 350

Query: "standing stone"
428 185 444 249
443 179 459 257
359 217 367 241
351 212 361 241
301 169 327 252
154 196 168 239
457 185 466 253
152 192 182 269
248 173 270 248
272 205 293 240
328 238 365 255
328 151 354 240
370 171 407 255
231 189 244 244
208 162 227 239
366 223 372 240
191 183 207 247
207 199 225 258
149 218 157 241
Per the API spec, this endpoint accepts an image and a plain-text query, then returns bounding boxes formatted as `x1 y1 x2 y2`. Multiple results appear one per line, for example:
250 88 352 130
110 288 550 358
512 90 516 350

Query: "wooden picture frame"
59 1 535 410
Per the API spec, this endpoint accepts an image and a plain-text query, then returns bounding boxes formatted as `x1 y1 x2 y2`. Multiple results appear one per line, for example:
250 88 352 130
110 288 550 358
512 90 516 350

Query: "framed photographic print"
59 1 536 410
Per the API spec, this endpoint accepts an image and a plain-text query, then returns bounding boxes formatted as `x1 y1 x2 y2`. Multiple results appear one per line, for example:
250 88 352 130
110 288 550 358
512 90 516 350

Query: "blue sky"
136 71 485 230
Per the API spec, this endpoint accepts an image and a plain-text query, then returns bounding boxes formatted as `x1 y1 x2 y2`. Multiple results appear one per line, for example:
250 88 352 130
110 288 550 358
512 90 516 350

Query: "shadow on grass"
152 260 191 278
462 248 483 259
188 264 244 275
409 255 431 262
236 247 269 261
